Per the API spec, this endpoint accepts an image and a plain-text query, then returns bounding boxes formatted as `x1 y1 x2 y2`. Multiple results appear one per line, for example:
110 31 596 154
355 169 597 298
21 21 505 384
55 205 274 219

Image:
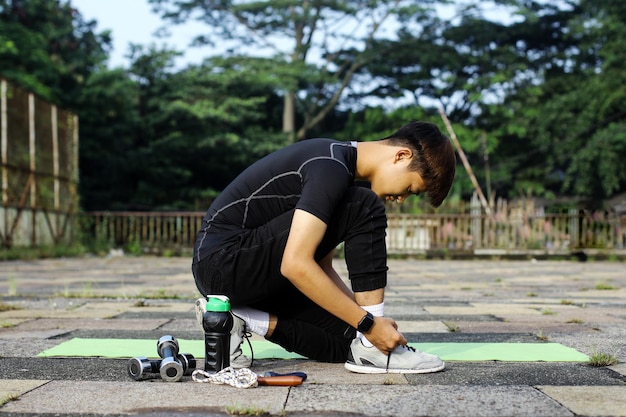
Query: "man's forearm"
319 251 354 301
282 256 366 329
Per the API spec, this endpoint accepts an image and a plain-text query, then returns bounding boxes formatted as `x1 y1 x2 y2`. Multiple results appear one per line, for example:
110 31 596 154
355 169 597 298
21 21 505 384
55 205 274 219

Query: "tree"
482 0 626 202
76 68 141 210
148 0 445 140
78 45 288 210
0 0 111 106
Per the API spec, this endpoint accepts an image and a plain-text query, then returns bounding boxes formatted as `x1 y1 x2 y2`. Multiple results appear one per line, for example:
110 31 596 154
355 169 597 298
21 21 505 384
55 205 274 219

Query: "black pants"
192 186 388 362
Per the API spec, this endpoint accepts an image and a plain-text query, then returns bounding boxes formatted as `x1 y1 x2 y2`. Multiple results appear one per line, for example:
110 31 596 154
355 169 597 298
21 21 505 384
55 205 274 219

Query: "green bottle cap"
205 295 231 312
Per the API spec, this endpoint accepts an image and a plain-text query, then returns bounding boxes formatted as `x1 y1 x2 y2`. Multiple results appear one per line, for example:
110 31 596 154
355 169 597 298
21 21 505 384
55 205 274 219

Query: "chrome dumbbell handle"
157 335 184 382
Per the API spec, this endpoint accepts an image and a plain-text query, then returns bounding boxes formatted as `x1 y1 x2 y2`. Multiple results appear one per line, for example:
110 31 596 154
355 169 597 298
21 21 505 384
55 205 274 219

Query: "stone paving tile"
75 301 195 315
0 307 116 320
384 304 437 316
423 304 543 316
502 310 626 324
255 361 409 385
395 320 449 333
446 321 595 335
0 338 62 358
0 329 70 339
285 384 573 417
6 318 171 332
550 327 626 362
404 362 625 386
0 318 28 328
538 386 626 417
565 288 626 300
610 363 626 377
156 318 202 333
0 380 288 415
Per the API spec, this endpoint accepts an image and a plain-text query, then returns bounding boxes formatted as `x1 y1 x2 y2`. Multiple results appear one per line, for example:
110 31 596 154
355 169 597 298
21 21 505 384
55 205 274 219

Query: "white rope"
192 366 258 389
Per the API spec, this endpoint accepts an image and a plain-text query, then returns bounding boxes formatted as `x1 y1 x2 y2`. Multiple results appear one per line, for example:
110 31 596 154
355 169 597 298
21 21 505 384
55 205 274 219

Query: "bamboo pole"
1 80 7 208
29 93 36 245
438 107 492 216
1 79 7 244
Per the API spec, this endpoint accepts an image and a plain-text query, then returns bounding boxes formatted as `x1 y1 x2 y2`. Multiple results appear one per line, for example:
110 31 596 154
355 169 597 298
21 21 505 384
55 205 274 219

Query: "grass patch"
444 322 460 332
224 405 270 416
535 330 549 341
595 281 618 290
0 244 86 261
526 292 538 297
55 282 96 298
0 302 21 312
0 394 19 407
541 308 557 315
566 318 584 324
588 352 619 367
560 299 574 305
137 289 183 299
383 376 397 385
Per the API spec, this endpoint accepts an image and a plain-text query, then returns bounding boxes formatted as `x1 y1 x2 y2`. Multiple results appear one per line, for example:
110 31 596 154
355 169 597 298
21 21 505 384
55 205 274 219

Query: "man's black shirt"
193 139 358 264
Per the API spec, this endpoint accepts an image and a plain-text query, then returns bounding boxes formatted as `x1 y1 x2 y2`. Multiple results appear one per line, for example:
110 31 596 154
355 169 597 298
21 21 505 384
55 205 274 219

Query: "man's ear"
394 148 413 163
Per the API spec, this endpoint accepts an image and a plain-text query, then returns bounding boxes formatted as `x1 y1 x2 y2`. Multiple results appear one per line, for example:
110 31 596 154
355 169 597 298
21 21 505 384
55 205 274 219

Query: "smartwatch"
357 311 375 333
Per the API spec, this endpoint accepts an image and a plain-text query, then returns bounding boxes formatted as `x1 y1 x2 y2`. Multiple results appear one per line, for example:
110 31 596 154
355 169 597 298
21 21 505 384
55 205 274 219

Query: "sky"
71 0 518 70
71 0 212 68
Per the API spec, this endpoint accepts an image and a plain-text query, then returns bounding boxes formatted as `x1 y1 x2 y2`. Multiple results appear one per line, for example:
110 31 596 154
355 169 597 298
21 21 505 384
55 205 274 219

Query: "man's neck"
354 140 391 181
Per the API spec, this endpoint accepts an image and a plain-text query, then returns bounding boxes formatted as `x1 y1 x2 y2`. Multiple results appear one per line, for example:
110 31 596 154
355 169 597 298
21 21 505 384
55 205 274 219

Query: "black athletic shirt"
193 139 358 264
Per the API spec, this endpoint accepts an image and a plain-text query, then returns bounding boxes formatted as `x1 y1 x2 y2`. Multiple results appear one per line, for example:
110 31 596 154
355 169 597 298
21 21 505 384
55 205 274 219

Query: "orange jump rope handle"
256 375 303 386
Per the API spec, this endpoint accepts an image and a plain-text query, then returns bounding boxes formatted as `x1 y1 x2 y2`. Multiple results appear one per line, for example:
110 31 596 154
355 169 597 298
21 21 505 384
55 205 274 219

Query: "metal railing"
83 209 625 254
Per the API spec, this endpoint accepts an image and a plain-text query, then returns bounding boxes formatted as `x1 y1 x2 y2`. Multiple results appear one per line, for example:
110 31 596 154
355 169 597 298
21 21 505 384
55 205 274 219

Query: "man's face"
370 149 426 203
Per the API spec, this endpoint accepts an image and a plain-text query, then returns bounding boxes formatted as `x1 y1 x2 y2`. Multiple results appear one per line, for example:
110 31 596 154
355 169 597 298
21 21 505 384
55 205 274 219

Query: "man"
193 121 456 373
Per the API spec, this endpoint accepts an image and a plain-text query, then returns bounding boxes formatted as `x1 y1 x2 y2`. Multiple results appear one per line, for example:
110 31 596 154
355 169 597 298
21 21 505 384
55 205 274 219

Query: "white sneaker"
345 338 445 374
195 297 252 368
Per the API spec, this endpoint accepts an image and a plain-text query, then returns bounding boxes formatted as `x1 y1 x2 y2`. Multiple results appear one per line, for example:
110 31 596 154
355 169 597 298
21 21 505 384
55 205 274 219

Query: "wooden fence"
84 209 625 255
0 79 79 248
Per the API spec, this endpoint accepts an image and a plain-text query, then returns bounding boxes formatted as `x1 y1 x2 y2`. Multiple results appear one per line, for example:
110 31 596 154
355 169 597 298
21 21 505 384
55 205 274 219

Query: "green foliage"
0 244 86 261
0 0 110 106
2 0 625 213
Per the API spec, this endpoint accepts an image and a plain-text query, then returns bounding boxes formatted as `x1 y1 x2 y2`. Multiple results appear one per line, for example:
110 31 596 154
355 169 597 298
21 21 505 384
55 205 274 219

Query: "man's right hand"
366 316 407 353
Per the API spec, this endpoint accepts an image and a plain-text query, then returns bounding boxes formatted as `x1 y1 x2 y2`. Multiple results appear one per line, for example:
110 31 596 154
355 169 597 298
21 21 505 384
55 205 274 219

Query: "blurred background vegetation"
1 0 625 213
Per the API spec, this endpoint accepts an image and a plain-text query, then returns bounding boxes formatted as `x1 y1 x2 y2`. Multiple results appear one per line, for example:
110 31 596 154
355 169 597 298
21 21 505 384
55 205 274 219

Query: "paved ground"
0 256 625 416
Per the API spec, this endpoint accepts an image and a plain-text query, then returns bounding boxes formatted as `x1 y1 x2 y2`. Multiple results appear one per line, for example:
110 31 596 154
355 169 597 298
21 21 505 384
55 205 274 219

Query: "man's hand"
365 316 407 353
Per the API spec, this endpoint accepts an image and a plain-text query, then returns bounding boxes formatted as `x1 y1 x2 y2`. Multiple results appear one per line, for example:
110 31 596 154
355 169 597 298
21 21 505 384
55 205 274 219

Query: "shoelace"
242 326 254 365
386 344 416 372
229 312 254 366
192 366 258 388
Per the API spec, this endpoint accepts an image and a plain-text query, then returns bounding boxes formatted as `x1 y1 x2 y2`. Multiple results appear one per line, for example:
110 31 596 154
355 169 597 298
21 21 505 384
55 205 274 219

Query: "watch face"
358 312 374 333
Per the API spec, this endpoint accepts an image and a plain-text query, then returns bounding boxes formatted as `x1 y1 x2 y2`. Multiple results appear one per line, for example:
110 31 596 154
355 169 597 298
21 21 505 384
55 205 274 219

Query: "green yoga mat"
37 338 589 362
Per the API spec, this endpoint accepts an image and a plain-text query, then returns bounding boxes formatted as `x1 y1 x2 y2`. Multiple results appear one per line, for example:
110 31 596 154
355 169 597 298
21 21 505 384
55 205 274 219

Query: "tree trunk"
282 91 295 142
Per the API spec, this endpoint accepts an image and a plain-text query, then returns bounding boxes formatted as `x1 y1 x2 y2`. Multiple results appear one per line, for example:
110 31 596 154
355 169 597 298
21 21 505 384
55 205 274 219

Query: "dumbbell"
157 335 185 382
127 353 196 381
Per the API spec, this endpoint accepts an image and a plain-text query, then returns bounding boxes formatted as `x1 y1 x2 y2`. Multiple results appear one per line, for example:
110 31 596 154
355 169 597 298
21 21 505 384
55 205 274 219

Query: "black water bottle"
202 295 233 373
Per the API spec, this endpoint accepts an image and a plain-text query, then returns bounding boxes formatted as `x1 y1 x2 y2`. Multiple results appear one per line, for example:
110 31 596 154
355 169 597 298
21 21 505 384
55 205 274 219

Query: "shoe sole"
344 361 445 374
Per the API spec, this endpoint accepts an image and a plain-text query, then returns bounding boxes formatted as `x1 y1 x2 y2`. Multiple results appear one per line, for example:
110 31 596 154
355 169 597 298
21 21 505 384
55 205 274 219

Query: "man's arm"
281 209 406 353
318 250 354 300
